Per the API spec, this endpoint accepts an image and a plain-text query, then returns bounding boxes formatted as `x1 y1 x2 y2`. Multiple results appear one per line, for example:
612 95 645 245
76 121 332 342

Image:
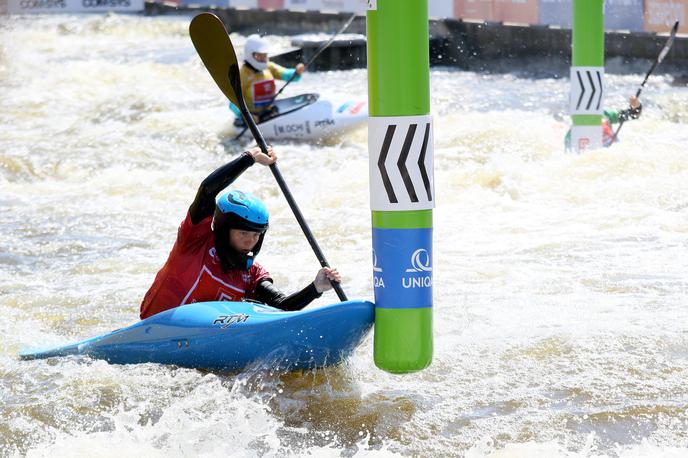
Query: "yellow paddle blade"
189 12 241 107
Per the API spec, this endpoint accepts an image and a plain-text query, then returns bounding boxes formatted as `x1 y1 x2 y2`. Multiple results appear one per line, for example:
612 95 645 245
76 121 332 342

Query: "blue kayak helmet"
212 189 269 271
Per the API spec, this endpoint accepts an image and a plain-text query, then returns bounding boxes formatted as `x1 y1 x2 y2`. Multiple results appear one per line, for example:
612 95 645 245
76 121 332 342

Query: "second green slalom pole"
570 0 605 152
368 0 433 374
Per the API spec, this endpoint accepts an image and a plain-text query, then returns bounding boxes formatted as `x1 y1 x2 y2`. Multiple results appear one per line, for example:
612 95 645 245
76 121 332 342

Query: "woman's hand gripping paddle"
189 13 348 302
611 21 679 144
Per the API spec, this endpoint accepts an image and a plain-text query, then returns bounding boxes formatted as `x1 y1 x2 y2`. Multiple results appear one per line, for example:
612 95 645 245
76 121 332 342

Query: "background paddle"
234 12 357 140
611 20 679 143
271 12 356 103
190 12 348 302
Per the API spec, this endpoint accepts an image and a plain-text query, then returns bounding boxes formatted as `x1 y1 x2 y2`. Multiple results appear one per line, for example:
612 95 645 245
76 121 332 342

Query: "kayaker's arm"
255 280 322 311
269 61 304 82
617 103 642 123
254 267 341 310
606 96 642 125
188 147 276 224
189 152 255 224
229 101 242 117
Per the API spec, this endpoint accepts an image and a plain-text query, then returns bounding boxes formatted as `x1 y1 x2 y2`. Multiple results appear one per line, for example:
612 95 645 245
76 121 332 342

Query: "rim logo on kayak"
213 314 249 329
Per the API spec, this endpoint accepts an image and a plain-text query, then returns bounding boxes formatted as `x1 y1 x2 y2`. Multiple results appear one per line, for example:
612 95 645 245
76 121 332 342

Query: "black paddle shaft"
229 64 348 302
271 13 357 104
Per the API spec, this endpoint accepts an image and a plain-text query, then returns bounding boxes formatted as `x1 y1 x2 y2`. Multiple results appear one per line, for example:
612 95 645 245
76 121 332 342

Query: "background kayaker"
229 34 306 126
139 146 340 319
565 95 643 150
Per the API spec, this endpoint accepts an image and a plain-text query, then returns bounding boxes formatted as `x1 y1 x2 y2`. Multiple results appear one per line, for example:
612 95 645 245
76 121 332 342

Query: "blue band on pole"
372 227 433 309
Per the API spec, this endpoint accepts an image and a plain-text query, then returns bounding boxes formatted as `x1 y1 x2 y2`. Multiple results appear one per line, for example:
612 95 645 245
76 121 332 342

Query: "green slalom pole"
368 0 433 374
570 0 605 152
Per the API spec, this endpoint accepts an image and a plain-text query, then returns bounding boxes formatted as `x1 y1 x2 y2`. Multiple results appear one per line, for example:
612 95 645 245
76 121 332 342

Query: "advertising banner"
644 0 688 33
7 0 143 13
454 0 493 21
429 1 453 18
606 0 643 31
539 0 571 27
454 0 538 24
372 228 433 309
285 0 368 12
285 0 368 14
187 0 227 6
258 0 284 8
493 0 538 24
540 0 645 30
285 0 319 9
229 0 258 7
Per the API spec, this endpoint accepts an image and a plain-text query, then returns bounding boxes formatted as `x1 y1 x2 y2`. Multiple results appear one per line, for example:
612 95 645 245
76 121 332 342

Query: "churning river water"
1 13 688 458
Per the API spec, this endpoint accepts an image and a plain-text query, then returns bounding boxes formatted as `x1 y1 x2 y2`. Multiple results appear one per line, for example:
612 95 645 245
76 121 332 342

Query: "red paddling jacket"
140 152 321 319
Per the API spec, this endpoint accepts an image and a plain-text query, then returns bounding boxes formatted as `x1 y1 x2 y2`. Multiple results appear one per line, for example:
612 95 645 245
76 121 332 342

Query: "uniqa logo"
372 249 382 273
372 249 384 288
402 248 432 289
405 249 432 273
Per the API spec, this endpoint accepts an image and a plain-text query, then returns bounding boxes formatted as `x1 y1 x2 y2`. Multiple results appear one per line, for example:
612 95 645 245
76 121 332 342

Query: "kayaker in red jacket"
139 146 340 319
565 96 643 150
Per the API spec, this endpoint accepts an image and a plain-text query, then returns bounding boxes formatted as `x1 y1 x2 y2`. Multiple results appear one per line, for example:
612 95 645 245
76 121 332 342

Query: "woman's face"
252 52 268 64
229 228 261 253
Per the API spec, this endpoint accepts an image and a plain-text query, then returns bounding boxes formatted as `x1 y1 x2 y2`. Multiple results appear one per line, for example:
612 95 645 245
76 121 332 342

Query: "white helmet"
244 34 270 71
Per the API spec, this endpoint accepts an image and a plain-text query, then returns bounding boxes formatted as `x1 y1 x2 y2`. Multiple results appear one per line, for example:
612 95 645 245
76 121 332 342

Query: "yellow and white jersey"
240 62 289 113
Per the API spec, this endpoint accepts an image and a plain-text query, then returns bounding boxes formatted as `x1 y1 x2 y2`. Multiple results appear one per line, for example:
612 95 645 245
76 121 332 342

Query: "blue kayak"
19 300 374 371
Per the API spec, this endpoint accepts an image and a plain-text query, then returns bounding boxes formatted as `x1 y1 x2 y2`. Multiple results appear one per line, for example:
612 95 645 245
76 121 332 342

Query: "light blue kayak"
19 300 374 371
